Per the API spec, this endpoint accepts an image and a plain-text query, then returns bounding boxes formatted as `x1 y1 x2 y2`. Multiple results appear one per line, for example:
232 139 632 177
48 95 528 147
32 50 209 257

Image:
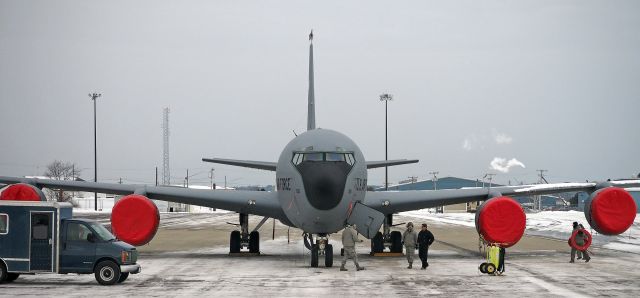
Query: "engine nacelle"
584 187 637 235
111 194 160 246
475 196 526 248
0 183 46 201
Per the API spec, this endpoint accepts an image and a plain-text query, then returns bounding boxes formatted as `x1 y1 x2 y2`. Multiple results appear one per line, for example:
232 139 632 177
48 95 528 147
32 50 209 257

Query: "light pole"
89 92 101 211
379 93 393 190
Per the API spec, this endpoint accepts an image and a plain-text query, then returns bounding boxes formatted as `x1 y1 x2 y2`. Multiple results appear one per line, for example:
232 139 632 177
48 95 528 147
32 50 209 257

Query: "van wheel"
95 260 121 285
6 273 20 282
0 261 7 283
117 272 129 283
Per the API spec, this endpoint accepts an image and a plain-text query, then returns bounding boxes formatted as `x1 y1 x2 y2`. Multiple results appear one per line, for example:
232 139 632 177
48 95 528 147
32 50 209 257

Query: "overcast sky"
1 0 639 188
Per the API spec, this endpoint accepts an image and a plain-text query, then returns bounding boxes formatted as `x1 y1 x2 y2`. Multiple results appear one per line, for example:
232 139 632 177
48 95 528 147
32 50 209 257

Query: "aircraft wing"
0 176 285 219
202 158 277 171
366 159 419 169
364 180 640 214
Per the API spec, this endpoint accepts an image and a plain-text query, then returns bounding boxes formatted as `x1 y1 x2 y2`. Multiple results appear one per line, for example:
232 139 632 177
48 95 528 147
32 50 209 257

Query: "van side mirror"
87 233 96 243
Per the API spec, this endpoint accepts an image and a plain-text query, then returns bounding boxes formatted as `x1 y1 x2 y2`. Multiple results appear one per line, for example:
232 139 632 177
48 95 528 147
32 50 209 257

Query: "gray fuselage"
276 129 367 234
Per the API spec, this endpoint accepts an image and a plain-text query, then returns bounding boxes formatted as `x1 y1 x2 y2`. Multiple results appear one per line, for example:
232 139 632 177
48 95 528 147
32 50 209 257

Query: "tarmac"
3 212 639 297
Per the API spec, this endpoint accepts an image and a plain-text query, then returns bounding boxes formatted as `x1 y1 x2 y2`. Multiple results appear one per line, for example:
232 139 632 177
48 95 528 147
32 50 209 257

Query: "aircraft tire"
390 231 402 253
325 244 333 267
371 232 384 253
311 244 319 267
249 231 260 253
230 230 241 253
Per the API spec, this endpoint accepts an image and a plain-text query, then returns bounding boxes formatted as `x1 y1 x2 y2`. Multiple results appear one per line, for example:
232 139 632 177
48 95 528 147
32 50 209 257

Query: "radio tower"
162 108 170 186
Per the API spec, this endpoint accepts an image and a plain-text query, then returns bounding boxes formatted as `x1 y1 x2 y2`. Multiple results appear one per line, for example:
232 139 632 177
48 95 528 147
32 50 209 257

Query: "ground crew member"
402 222 418 269
577 224 591 262
417 223 435 269
341 224 365 271
570 222 580 263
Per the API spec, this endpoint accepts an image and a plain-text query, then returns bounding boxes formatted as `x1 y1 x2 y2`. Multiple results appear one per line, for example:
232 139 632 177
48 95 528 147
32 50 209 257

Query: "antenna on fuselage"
307 30 316 131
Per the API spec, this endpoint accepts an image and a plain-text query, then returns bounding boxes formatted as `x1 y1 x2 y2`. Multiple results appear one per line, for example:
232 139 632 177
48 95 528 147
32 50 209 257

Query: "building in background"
375 177 571 213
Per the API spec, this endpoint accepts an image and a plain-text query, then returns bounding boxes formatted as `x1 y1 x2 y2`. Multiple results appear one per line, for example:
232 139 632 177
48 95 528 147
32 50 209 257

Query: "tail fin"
307 30 316 131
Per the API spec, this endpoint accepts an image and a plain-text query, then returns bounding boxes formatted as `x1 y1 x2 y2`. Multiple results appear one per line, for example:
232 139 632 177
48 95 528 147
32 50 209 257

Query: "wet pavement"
3 213 639 297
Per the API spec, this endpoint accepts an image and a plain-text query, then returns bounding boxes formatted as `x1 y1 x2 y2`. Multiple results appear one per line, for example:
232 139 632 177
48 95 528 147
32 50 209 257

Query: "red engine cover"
475 196 526 248
110 194 160 246
585 187 637 235
0 183 46 201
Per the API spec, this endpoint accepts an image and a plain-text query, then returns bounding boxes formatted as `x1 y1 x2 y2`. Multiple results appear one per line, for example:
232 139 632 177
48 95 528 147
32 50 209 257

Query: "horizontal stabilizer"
202 158 277 171
366 159 419 169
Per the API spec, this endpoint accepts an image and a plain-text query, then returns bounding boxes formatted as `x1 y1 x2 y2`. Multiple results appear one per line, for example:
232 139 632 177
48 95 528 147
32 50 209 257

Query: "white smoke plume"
490 157 526 173
462 138 472 151
494 133 513 145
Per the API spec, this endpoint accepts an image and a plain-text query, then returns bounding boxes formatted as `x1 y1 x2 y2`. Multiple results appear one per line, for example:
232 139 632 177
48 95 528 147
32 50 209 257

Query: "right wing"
0 176 285 219
202 158 277 171
364 180 640 214
366 159 419 169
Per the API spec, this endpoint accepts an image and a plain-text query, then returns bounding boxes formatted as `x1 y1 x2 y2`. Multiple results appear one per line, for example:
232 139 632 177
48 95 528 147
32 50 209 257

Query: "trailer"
0 201 141 285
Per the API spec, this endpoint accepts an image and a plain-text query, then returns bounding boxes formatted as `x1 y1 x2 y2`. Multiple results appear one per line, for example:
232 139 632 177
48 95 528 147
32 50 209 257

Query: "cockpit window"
292 152 356 166
304 153 324 161
325 153 345 162
292 153 304 165
345 154 355 166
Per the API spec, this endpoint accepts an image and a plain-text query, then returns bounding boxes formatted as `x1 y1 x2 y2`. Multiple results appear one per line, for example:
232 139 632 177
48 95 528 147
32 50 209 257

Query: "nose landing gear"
305 233 333 268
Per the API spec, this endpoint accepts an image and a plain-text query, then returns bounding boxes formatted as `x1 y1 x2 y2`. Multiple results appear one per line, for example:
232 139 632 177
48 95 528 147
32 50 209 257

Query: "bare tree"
43 160 80 205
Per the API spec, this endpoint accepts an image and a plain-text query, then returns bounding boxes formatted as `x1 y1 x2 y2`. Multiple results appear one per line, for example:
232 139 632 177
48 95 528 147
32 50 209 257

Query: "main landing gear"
370 214 403 254
229 213 260 254
304 234 333 268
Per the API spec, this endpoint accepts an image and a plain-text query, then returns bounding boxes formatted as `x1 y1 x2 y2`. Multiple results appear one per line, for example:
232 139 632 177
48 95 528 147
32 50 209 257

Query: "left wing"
0 176 285 219
364 180 640 214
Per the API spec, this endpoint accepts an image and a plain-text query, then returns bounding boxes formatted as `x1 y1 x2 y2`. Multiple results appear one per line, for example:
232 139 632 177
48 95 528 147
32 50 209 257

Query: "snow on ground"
400 209 640 253
4 236 640 297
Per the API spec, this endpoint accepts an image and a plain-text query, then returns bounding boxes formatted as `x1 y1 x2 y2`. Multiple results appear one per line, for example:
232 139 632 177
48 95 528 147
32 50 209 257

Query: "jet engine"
584 187 637 235
0 183 46 201
475 196 526 248
110 194 160 246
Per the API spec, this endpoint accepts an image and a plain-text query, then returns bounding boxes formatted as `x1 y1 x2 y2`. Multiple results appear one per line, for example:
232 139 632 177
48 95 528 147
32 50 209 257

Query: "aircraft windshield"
292 152 355 166
90 223 116 241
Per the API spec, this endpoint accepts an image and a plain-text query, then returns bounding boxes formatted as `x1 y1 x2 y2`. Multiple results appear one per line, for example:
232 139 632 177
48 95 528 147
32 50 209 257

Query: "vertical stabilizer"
307 30 316 131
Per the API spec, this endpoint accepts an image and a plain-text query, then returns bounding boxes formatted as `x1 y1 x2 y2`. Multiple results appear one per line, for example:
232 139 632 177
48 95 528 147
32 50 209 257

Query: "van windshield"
90 223 116 241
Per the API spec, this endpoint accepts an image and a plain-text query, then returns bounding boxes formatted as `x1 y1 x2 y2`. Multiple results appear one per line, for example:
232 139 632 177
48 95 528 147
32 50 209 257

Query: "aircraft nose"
296 162 351 210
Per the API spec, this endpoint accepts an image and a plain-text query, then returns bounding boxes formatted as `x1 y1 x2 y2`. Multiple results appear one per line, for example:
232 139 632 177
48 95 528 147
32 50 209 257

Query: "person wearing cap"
341 223 365 271
402 222 418 269
417 223 435 269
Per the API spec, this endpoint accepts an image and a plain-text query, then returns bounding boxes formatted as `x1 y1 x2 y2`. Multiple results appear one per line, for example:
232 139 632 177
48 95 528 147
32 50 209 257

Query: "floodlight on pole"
379 93 393 190
89 92 101 211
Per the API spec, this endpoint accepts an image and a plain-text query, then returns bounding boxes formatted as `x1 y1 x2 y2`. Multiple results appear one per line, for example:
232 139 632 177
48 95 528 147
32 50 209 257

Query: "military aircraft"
1 32 638 268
